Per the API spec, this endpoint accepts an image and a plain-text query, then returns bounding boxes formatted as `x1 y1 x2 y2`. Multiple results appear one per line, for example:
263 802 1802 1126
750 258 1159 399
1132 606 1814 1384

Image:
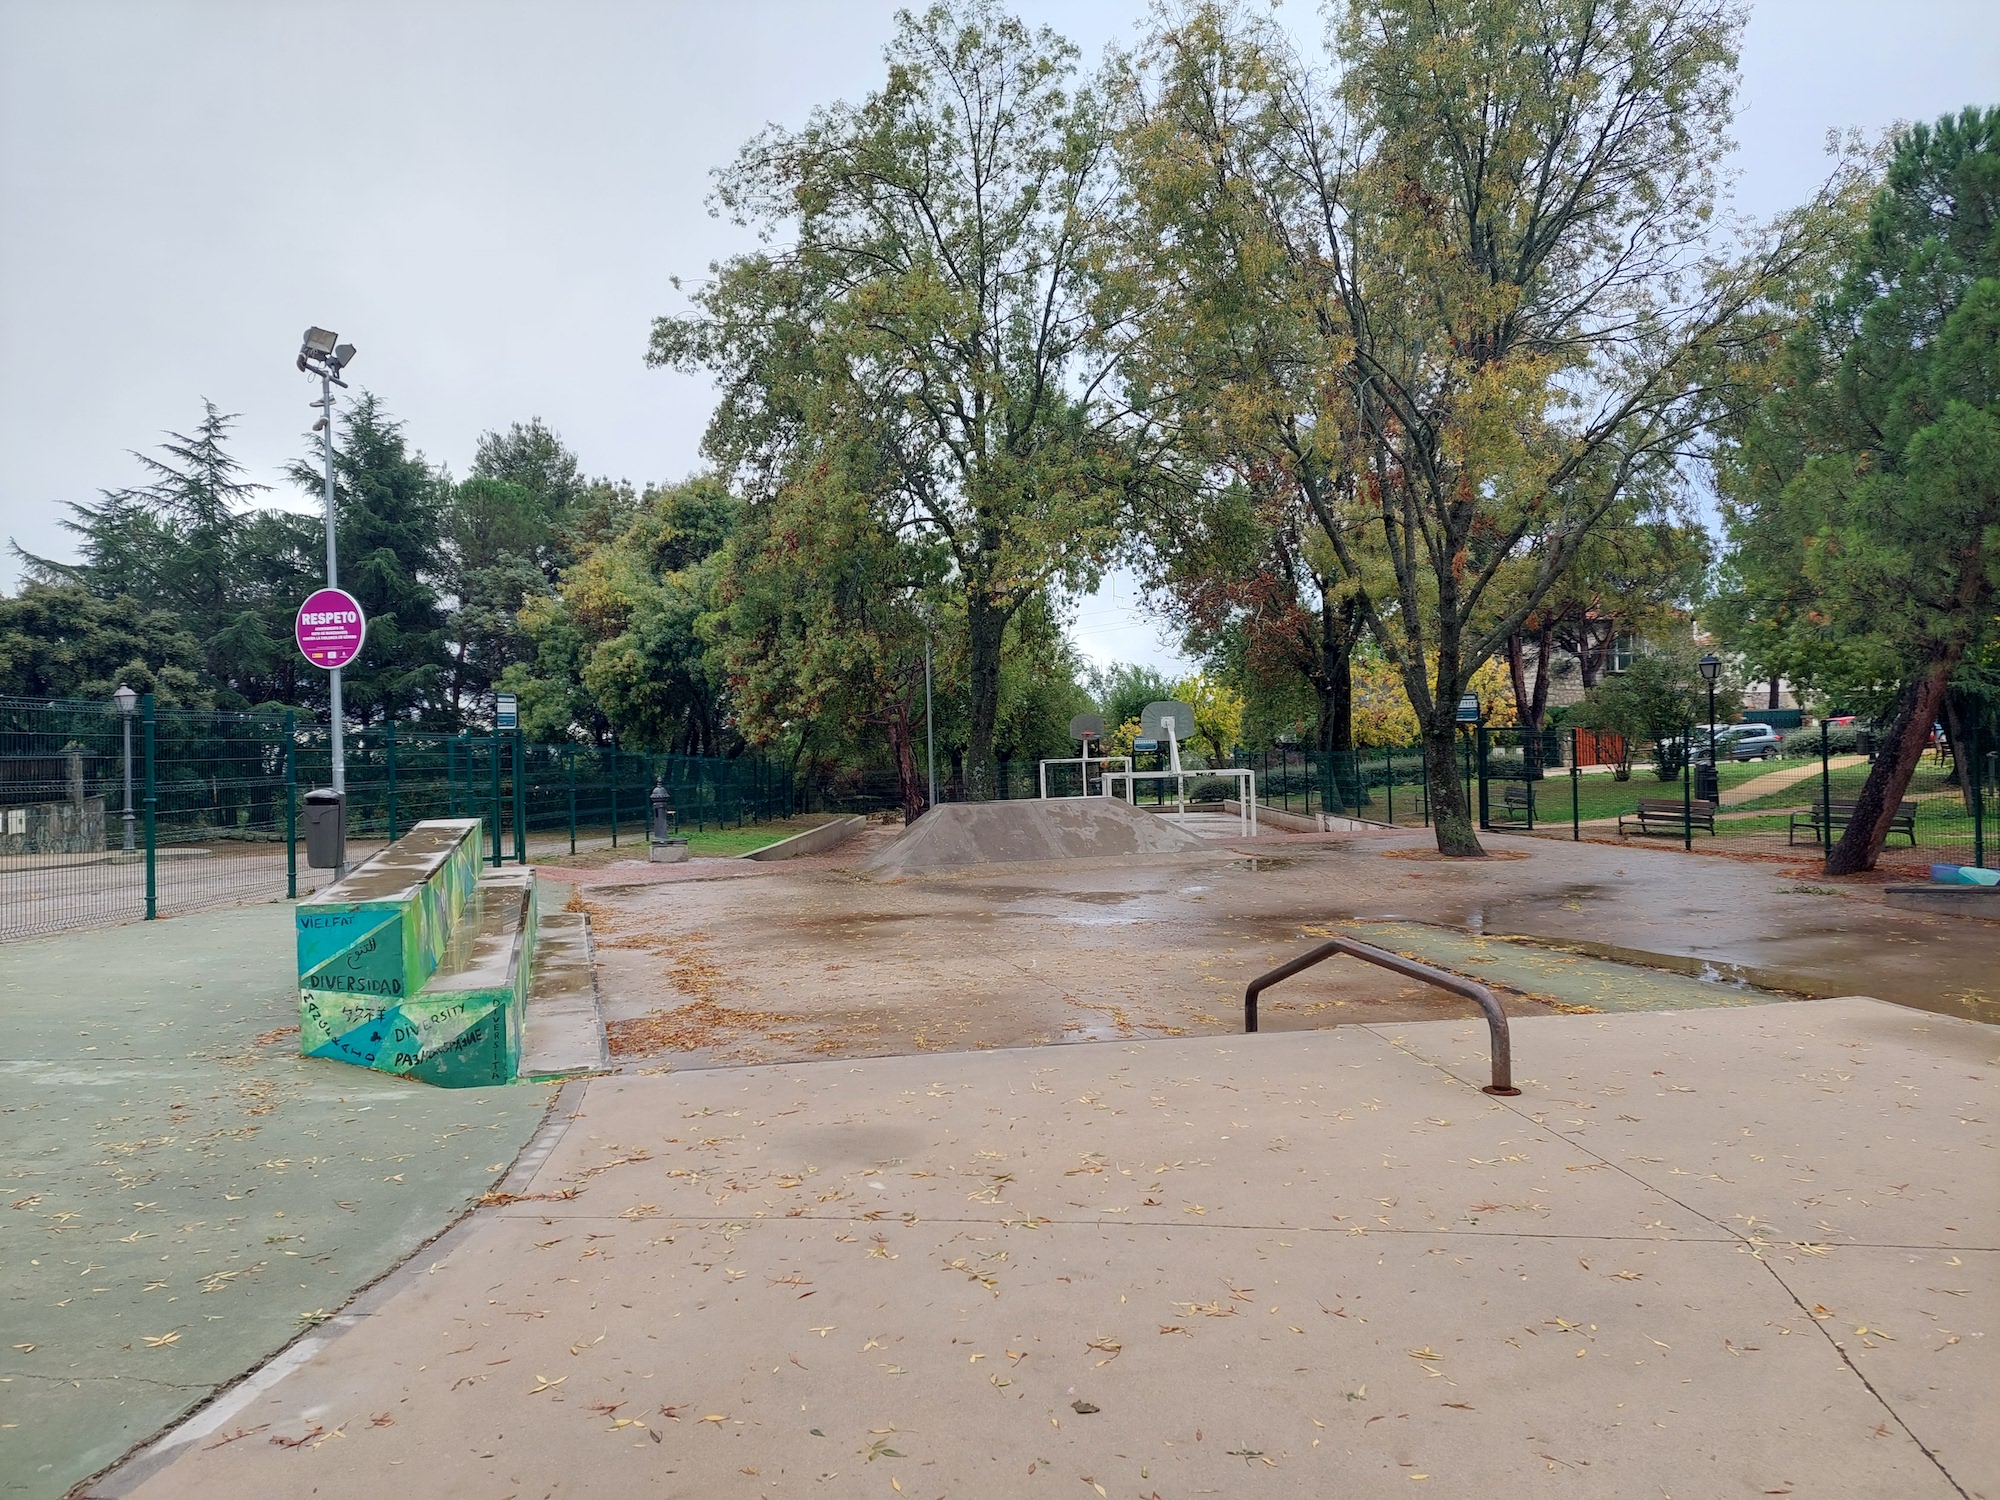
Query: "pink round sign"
296 588 367 670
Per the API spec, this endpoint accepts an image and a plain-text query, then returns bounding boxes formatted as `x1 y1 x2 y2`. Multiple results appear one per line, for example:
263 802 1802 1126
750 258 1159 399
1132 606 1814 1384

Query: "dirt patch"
1380 848 1532 862
606 998 807 1056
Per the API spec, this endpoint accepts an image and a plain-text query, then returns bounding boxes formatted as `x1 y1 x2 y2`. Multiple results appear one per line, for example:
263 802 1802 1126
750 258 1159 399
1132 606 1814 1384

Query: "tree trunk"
1825 659 1954 875
963 596 1006 801
1767 675 1782 711
886 705 927 824
1312 596 1357 807
1423 711 1482 856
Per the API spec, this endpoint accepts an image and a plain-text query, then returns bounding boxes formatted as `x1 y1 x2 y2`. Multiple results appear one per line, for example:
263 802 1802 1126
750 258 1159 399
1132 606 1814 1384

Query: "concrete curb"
742 814 867 862
1883 883 2000 919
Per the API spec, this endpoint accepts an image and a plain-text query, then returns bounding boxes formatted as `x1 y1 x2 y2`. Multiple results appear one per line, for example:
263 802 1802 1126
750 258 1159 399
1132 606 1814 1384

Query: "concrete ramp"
860 798 1211 877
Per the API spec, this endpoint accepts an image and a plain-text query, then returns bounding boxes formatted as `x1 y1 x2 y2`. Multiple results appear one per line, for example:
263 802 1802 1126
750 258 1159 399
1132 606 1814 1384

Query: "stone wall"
0 795 107 857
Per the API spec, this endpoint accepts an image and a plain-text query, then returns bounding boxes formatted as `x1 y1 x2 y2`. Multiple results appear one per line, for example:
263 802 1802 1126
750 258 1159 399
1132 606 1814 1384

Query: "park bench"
296 818 602 1086
1788 799 1917 847
1617 797 1717 837
1499 785 1541 821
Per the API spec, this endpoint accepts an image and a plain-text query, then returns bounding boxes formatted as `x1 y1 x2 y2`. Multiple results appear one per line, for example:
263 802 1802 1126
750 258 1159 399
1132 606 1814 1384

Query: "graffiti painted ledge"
297 820 599 1087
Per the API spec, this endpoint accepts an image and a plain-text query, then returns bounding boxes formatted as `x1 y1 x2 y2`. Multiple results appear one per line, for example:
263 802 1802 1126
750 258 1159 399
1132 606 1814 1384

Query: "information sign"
295 588 366 670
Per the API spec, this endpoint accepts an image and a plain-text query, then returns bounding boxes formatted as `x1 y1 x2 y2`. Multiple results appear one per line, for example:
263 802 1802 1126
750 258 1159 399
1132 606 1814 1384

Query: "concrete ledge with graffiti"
297 819 549 1087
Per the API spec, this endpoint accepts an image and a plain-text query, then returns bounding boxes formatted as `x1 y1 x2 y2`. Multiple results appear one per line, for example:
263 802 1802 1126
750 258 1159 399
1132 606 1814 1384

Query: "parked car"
1712 723 1784 761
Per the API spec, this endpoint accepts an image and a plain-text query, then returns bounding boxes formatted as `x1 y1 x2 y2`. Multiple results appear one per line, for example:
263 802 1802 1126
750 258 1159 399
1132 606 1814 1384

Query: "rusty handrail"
1244 936 1520 1096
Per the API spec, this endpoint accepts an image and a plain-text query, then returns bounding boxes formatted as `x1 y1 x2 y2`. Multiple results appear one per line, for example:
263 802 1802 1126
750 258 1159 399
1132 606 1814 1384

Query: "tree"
651 1 1134 800
15 402 317 710
1713 108 2000 872
1572 639 1709 782
1505 519 1711 768
287 393 451 723
714 425 947 820
510 477 738 752
1119 0 1796 856
1171 671 1244 764
0 583 210 705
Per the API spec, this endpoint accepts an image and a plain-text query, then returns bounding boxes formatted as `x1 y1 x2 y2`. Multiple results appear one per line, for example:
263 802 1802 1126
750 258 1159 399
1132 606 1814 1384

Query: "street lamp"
113 684 137 853
1697 653 1721 793
297 327 357 868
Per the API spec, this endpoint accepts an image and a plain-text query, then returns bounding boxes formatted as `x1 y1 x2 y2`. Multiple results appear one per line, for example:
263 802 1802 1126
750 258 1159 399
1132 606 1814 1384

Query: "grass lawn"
1487 759 1779 825
681 824 809 856
531 813 839 867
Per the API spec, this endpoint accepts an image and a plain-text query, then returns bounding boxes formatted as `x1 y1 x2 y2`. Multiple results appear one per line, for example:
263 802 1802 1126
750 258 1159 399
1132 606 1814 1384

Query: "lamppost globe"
112 684 137 853
1697 653 1721 684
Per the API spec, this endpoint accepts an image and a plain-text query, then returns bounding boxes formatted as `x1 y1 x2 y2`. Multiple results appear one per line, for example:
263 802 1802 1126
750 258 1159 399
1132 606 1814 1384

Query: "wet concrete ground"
572 823 1999 1077
95 997 1998 1500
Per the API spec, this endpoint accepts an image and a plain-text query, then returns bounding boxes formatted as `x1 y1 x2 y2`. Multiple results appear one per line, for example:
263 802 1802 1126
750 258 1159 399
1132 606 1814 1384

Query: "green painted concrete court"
0 904 551 1499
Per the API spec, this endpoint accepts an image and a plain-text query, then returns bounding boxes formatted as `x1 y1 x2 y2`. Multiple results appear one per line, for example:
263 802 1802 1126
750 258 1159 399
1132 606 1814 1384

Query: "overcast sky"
3 1 1995 675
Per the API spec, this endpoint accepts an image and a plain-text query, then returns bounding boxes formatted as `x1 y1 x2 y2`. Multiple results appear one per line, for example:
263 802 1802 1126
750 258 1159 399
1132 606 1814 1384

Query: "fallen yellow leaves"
530 1374 566 1394
141 1332 180 1347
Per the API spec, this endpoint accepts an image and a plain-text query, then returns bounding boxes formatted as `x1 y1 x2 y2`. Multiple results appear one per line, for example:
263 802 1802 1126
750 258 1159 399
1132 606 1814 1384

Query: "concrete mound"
859 797 1212 878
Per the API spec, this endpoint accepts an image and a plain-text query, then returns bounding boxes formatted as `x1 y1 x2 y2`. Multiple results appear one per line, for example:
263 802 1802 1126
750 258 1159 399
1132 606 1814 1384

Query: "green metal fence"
1 695 795 944
1230 720 1991 866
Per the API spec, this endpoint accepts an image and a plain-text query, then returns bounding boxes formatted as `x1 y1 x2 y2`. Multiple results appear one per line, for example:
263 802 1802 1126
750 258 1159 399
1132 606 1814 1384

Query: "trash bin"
1695 763 1719 804
303 788 346 869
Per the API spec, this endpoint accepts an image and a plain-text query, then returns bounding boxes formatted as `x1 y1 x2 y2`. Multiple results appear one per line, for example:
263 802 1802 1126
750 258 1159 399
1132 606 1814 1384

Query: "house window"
1609 634 1636 674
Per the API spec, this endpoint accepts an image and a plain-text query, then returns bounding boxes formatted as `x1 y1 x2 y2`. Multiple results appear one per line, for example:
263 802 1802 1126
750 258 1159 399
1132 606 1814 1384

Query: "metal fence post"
1475 725 1491 830
490 725 503 867
386 720 398 842
567 742 577 855
1820 719 1833 858
1571 727 1581 841
284 709 297 900
142 693 157 920
609 744 619 848
1384 745 1394 826
513 732 527 864
1971 717 1985 869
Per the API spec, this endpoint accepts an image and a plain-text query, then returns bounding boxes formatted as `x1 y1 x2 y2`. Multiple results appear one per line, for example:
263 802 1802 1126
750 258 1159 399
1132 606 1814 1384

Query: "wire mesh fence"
1222 722 1993 866
1 695 796 944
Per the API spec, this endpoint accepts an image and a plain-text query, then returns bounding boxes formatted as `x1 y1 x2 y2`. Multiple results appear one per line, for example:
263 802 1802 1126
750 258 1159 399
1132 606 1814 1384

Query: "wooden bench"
1499 785 1539 821
1618 798 1717 837
1788 799 1917 847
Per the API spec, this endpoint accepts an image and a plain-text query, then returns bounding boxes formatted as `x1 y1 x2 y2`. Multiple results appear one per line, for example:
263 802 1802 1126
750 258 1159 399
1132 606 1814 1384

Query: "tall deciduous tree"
651 1 1135 799
1713 107 2000 873
1120 0 1793 855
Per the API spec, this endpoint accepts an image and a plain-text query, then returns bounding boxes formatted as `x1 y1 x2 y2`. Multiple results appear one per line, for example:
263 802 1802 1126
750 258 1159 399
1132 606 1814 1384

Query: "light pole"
1698 652 1721 802
296 327 357 860
113 684 136 853
1698 653 1721 760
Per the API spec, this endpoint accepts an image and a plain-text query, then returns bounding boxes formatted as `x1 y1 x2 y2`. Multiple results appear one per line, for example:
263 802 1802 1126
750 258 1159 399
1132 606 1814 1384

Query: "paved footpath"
91 997 1995 1500
0 905 553 1500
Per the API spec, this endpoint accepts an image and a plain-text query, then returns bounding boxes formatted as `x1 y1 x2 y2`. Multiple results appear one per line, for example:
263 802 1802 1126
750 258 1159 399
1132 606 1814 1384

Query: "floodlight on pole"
297 325 356 875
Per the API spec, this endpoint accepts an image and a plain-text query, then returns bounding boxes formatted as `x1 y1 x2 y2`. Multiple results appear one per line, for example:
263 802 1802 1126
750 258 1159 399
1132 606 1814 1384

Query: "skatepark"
3 791 1993 1500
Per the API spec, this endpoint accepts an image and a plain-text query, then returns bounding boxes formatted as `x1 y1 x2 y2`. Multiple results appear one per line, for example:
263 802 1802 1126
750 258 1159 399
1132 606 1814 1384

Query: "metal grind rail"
1243 935 1520 1096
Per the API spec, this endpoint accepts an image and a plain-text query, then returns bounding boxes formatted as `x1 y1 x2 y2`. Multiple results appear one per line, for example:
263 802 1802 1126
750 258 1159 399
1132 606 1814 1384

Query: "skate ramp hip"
859 798 1212 878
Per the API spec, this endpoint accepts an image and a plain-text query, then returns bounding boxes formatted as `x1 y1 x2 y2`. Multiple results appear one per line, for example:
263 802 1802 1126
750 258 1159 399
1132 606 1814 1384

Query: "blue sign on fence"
495 693 517 731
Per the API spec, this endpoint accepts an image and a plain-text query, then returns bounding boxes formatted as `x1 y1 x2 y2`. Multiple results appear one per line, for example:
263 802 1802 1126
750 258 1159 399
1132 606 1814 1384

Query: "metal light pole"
297 328 356 873
1698 653 1721 766
113 684 137 853
1698 652 1722 806
924 636 937 810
